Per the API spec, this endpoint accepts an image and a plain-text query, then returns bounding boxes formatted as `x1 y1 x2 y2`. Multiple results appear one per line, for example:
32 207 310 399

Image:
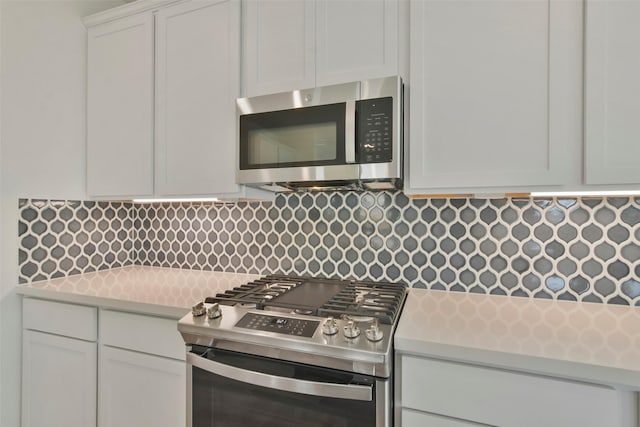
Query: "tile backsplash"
18 192 640 305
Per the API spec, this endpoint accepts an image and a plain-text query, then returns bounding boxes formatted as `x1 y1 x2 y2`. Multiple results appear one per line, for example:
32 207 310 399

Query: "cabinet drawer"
23 298 97 341
400 356 635 427
99 309 185 360
402 408 485 427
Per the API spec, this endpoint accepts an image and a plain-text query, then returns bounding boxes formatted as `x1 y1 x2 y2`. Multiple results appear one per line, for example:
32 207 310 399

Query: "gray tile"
621 206 640 226
607 261 630 280
533 224 553 242
607 225 630 244
622 280 640 299
582 224 603 243
621 243 640 262
545 207 565 225
557 258 577 276
480 207 497 224
479 271 496 286
511 256 529 273
558 224 578 243
523 273 540 291
545 275 565 292
523 240 541 258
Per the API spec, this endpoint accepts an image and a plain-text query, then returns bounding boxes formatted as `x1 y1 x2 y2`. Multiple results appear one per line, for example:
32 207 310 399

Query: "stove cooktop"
205 275 407 325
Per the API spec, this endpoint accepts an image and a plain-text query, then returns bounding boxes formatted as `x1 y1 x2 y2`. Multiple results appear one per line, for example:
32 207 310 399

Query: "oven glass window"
239 103 346 170
191 349 377 427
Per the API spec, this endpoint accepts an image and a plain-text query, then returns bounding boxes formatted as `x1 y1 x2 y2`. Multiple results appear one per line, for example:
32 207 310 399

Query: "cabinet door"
408 0 573 193
22 330 97 427
155 0 242 196
87 13 154 198
315 0 399 86
242 0 315 96
98 345 186 427
584 0 640 184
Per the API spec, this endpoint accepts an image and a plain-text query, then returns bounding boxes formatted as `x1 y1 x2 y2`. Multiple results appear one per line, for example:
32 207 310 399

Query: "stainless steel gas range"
178 275 408 427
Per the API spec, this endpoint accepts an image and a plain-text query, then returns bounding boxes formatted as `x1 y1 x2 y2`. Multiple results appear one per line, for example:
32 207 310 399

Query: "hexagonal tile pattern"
18 194 640 306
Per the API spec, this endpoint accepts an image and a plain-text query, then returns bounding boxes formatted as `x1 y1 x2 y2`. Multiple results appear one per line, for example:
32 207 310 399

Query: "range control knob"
343 320 361 339
207 303 222 319
191 302 206 317
322 317 338 335
365 319 384 342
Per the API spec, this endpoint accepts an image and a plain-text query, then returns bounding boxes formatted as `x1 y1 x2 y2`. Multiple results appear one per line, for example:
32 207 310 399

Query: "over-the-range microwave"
236 76 403 192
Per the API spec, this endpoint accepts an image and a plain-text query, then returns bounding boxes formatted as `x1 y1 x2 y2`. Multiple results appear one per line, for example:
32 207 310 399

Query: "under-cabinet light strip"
132 197 219 204
531 190 640 197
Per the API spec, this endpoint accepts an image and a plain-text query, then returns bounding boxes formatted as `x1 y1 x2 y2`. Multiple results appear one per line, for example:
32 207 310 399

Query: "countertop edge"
16 286 189 319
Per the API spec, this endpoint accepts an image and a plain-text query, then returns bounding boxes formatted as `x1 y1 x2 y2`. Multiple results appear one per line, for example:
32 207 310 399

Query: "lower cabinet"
98 309 186 427
22 330 97 427
99 346 185 427
21 298 187 427
21 299 98 427
397 355 638 427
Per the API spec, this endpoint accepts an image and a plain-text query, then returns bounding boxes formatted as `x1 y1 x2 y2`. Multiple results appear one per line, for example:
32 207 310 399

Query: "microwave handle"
345 100 356 163
187 352 372 402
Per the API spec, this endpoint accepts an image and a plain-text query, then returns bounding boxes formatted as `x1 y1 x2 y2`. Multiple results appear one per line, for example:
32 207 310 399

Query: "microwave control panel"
357 97 393 164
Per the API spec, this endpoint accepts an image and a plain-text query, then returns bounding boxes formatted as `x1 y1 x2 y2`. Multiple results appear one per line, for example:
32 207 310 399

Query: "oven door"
187 346 390 427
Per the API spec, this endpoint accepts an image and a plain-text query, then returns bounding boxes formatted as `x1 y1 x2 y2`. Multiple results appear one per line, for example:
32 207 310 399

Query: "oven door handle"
187 352 373 402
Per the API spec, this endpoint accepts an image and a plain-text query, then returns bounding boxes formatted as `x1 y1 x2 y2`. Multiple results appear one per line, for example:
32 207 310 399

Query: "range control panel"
357 96 393 164
235 313 319 338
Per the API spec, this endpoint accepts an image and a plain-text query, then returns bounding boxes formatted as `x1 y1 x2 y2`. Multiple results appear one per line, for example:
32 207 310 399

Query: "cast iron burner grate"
206 275 407 325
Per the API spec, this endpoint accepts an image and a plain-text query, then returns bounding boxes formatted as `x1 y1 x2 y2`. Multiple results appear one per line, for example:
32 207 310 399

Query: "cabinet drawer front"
23 298 97 341
402 408 487 427
401 356 631 427
100 309 185 360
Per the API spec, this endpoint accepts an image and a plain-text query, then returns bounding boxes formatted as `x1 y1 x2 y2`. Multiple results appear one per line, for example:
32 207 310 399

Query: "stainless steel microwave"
236 76 403 192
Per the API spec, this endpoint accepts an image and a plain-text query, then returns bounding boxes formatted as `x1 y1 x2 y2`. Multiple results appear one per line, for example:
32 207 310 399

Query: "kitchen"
1 0 640 426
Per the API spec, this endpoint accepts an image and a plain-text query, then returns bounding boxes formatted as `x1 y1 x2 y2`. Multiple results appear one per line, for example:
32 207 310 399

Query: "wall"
0 1 121 426
19 193 640 306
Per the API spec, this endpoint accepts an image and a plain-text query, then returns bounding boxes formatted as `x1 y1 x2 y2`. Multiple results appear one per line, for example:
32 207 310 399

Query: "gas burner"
205 274 407 325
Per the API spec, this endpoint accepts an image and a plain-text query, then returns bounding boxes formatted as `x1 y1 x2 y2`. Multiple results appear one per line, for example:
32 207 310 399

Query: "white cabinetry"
22 299 98 427
397 355 637 427
407 0 579 194
86 0 251 199
242 0 404 97
87 13 154 198
21 298 187 427
155 0 241 196
98 309 186 427
584 0 640 185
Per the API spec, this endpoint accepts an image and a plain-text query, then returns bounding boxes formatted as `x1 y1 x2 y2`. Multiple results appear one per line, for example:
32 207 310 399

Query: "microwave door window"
248 123 336 166
240 102 347 170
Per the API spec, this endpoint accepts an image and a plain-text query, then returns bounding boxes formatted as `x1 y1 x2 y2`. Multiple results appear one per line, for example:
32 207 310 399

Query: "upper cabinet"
242 0 405 97
584 0 640 185
86 0 253 199
407 0 581 195
87 13 155 198
155 0 240 196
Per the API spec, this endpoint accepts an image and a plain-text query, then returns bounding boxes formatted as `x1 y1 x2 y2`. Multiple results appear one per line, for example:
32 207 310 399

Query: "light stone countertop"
395 288 640 390
16 265 261 319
